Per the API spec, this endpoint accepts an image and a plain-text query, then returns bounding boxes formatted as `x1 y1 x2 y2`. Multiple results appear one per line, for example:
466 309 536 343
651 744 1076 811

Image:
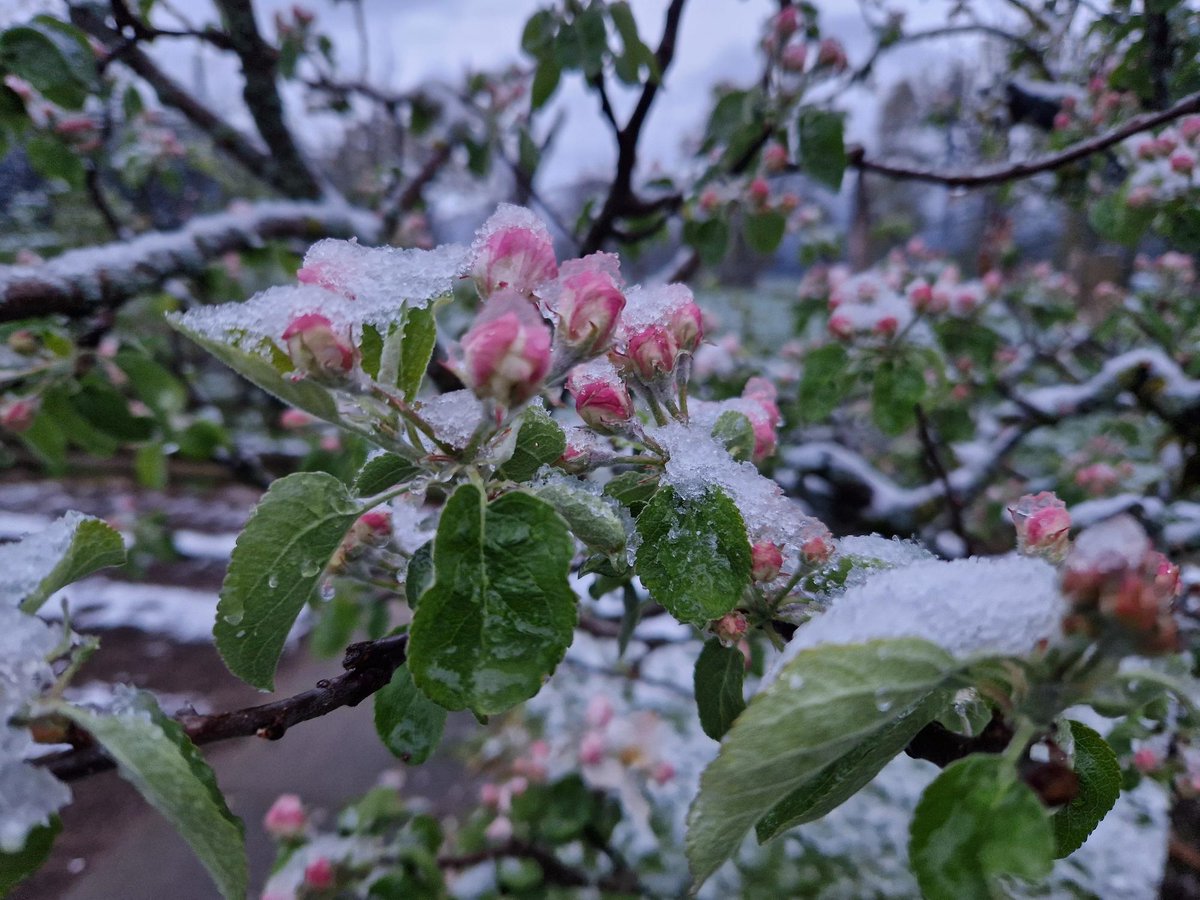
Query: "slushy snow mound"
774 555 1064 673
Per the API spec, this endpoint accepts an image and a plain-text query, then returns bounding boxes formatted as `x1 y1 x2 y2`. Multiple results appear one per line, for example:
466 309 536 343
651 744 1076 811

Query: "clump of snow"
388 494 436 555
470 202 552 247
836 534 935 568
169 242 466 348
650 421 822 549
1066 514 1150 574
0 510 96 607
566 355 621 389
772 555 1064 671
617 283 695 339
418 389 486 449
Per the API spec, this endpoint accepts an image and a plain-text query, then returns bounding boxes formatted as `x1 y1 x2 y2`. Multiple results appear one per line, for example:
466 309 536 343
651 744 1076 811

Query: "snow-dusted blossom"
460 290 552 407
750 542 784 582
1010 491 1071 562
282 313 356 380
549 254 625 356
264 794 308 840
469 205 558 298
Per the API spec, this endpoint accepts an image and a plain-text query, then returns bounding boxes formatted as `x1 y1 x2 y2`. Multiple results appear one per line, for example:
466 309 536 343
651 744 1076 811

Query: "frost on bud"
469 205 558 298
652 760 676 785
1009 491 1071 562
264 794 307 840
575 380 634 431
771 5 802 39
712 611 749 646
461 290 552 407
1060 515 1181 655
0 398 38 433
763 143 789 172
550 254 626 356
816 38 848 71
828 313 854 341
626 326 679 380
750 542 784 582
742 377 781 462
282 313 356 380
780 42 808 72
799 529 835 566
304 857 335 889
351 510 393 548
668 300 704 354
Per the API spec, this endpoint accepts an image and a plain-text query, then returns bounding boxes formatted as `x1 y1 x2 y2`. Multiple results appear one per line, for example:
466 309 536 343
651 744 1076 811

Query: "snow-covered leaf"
0 511 125 613
498 406 565 482
533 481 627 556
686 639 956 889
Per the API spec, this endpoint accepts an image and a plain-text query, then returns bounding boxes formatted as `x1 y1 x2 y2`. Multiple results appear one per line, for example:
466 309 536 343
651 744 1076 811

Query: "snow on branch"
0 201 379 323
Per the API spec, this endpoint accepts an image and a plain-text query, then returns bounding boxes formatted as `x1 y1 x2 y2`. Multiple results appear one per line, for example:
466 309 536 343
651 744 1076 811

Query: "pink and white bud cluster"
263 794 308 841
460 290 552 407
545 253 626 357
712 611 749 646
1074 462 1131 497
576 704 676 789
282 313 357 381
468 204 558 299
1009 491 1071 562
1124 122 1200 206
1060 515 1181 655
328 510 393 573
614 284 704 382
826 272 912 341
0 397 38 433
566 358 634 432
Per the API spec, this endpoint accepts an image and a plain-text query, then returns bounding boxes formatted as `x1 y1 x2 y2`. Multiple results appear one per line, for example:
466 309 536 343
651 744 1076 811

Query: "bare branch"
212 0 324 199
849 89 1200 188
379 139 455 237
0 200 379 323
37 635 409 782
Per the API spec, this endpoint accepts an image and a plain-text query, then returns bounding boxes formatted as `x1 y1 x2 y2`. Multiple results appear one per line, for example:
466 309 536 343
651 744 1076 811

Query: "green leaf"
711 410 755 462
359 322 386 380
408 485 576 715
871 357 925 435
0 817 59 894
531 57 561 110
405 540 434 608
397 306 437 400
169 318 342 425
798 343 851 422
603 470 659 514
512 774 594 844
309 589 361 658
694 639 746 740
521 9 557 56
686 639 956 889
532 481 627 556
1052 720 1121 857
354 453 421 497
57 694 247 900
135 443 169 490
214 472 362 690
635 486 750 626
744 210 787 254
115 350 187 418
374 662 447 765
0 21 93 109
683 218 730 267
796 108 847 190
25 134 84 188
909 754 1054 900
1 512 126 613
497 405 566 482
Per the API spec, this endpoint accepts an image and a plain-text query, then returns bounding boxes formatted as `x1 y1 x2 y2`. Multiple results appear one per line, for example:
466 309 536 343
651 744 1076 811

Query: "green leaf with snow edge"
909 754 1054 900
636 486 751 626
57 693 246 900
685 638 956 891
407 485 576 716
168 316 342 424
1053 720 1121 858
498 406 566 483
533 482 627 557
0 512 125 613
214 472 362 691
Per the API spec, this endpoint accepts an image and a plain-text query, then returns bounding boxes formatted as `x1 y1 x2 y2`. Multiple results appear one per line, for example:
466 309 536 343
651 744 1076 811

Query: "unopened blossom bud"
748 177 771 207
263 794 307 840
1010 492 1071 561
1127 185 1156 208
304 858 335 890
554 261 626 355
485 816 514 843
780 42 808 72
1155 135 1178 156
816 38 848 71
1133 747 1161 774
907 280 934 312
751 542 784 582
586 694 614 729
1181 116 1200 142
506 775 529 797
282 313 356 380
579 731 605 766
350 510 393 548
763 142 789 172
461 291 552 406
713 611 748 646
1053 111 1071 131
293 4 314 25
0 398 38 433
279 408 315 430
771 6 802 39
828 314 854 340
570 379 634 431
873 315 899 337
470 218 558 298
668 300 704 354
778 192 800 212
626 326 679 380
1170 151 1195 174
800 531 835 565
698 188 721 213
651 760 676 785
480 782 503 808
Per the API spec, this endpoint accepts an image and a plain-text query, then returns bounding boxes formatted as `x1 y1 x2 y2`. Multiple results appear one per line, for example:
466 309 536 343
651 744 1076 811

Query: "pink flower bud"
751 542 784 581
470 215 558 298
1053 111 1071 131
553 260 626 355
668 300 704 354
873 315 899 337
816 38 847 71
1170 151 1195 174
906 280 934 312
1 398 38 433
626 326 679 379
1127 185 1156 208
279 409 315 430
780 42 808 72
586 694 614 729
1181 116 1200 142
296 261 343 295
800 531 835 565
699 188 721 213
506 775 529 797
1133 747 1161 774
480 782 503 807
748 177 771 207
485 816 513 843
1010 491 1071 561
1155 135 1178 156
579 731 605 766
352 510 393 547
282 313 356 379
772 6 802 39
263 794 307 840
570 379 634 431
778 192 800 212
651 760 676 785
982 270 1004 295
828 314 854 340
763 143 789 172
713 611 748 645
461 291 552 406
304 858 335 890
